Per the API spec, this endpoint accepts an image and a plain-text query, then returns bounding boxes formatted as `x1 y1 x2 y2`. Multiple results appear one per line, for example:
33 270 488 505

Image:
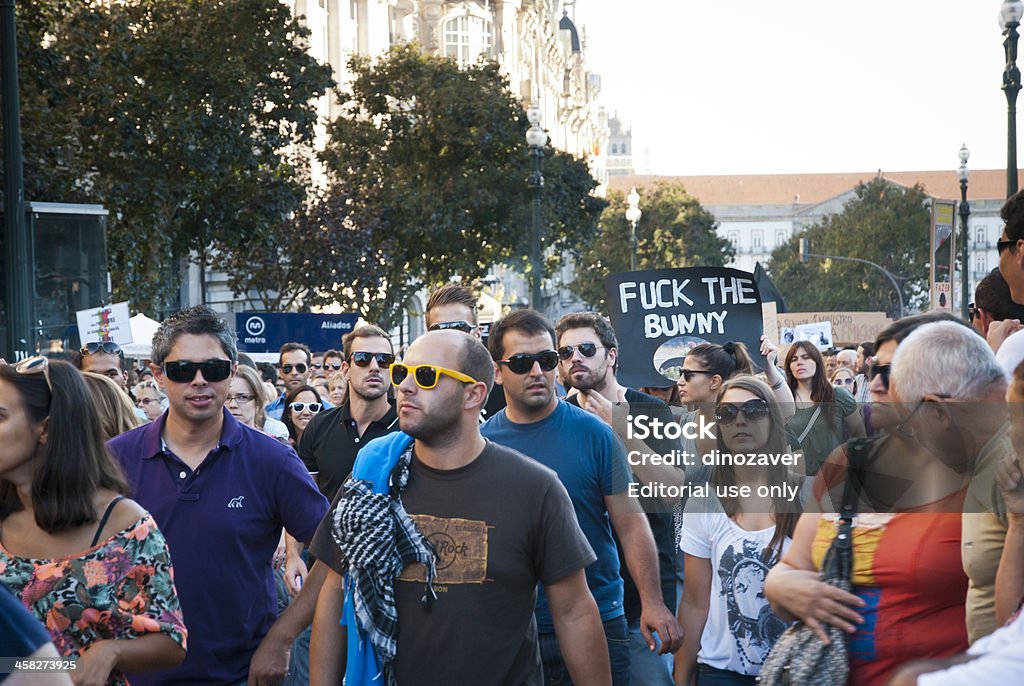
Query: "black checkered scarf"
332 445 436 686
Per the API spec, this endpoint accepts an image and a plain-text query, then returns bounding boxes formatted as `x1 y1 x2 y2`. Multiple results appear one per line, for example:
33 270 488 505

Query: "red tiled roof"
608 170 1024 206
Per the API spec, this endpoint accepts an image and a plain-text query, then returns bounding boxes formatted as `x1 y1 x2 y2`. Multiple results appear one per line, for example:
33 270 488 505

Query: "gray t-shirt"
309 440 596 686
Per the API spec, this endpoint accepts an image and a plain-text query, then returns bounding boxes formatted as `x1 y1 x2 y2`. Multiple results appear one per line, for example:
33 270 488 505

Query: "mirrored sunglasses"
81 341 123 357
557 342 602 360
428 321 474 334
14 356 52 391
349 351 396 367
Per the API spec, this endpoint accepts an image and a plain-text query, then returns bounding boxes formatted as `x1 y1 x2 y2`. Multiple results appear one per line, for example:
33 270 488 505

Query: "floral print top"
0 514 187 686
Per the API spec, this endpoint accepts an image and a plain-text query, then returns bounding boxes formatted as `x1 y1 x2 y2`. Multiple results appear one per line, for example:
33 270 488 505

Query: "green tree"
321 44 605 326
8 0 333 314
766 178 930 317
570 181 733 311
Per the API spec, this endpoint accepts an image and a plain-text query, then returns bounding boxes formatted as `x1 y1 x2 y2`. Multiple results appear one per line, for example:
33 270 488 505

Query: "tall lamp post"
799 239 905 319
526 102 547 311
1002 0 1024 198
957 144 971 320
625 187 641 271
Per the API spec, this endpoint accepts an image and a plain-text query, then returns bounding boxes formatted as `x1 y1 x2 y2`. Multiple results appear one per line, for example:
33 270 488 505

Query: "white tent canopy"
120 314 161 359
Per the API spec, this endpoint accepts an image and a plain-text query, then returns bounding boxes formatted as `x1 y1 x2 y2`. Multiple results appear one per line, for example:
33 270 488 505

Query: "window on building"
977 255 986 274
776 230 786 246
443 15 494 66
752 231 763 250
728 231 740 250
610 143 618 155
976 227 986 245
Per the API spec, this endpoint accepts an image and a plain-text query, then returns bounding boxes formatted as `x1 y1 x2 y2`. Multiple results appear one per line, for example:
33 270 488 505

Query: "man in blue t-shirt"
481 310 681 685
0 586 73 685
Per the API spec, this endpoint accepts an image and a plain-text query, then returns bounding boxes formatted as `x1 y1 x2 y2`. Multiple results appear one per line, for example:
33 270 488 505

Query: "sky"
579 1 1013 176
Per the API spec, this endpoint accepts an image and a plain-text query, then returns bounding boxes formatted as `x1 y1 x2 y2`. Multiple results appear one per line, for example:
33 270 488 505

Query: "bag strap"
796 405 822 445
91 495 126 547
830 439 871 583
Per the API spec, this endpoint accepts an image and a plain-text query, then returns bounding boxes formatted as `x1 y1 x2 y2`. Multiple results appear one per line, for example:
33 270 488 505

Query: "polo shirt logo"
227 496 245 509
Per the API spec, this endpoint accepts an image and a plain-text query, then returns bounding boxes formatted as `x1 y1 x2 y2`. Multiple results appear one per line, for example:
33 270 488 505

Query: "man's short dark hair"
456 334 494 396
426 283 479 325
151 305 237 365
237 352 257 369
342 325 392 358
975 267 1024 321
1002 189 1024 242
487 310 556 361
555 312 618 351
859 341 876 357
279 342 311 366
323 348 342 360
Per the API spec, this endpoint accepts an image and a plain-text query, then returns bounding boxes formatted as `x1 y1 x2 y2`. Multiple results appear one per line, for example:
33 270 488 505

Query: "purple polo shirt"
107 408 328 686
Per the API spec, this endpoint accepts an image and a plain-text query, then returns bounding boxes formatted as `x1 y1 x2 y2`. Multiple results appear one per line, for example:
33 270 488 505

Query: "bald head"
409 330 494 395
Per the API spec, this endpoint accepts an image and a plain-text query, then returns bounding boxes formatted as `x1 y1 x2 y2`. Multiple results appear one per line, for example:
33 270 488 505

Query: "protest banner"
76 302 133 344
775 311 891 346
781 321 834 350
604 267 764 388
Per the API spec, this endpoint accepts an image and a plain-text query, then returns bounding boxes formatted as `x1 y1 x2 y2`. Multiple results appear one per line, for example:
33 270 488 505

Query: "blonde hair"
132 379 165 402
233 365 268 430
81 371 144 441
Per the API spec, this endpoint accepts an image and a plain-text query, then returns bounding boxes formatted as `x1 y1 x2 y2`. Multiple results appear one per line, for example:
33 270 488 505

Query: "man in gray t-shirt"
308 330 611 686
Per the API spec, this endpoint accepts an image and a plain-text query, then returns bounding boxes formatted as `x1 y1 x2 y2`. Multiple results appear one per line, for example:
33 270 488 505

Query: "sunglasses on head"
163 359 233 384
289 402 321 414
715 398 770 425
81 341 123 357
557 343 603 361
281 363 307 375
869 363 891 389
497 350 560 374
13 356 52 391
680 369 714 382
349 351 396 367
428 320 474 334
390 363 477 390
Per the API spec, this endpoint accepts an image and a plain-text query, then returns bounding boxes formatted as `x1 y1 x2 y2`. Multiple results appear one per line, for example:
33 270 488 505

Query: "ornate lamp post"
1001 0 1024 197
958 144 971 320
526 102 548 311
625 187 642 271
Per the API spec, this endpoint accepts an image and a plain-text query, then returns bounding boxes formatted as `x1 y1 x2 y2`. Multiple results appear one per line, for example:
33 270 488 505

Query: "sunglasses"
289 402 321 414
80 341 123 357
428 321 474 334
833 377 855 386
968 302 981 322
390 363 477 390
310 363 323 370
163 359 233 384
869 363 891 389
281 363 307 375
497 350 560 374
680 369 714 382
14 356 52 391
715 398 770 425
324 362 343 371
998 239 1018 255
557 343 603 361
349 351 396 367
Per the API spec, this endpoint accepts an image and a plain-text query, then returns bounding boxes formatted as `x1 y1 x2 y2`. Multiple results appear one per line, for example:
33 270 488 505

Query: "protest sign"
604 268 764 388
781 321 834 350
775 312 891 346
76 302 133 344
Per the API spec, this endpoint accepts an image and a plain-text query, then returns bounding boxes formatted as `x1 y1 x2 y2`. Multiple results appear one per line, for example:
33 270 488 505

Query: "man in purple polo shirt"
108 306 329 686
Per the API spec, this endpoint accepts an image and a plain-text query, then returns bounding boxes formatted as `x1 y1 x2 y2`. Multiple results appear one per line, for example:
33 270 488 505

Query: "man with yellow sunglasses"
308 330 610 686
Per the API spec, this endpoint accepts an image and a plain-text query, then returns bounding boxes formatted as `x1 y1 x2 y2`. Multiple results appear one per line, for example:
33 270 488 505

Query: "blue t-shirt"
108 409 329 686
482 401 631 631
0 585 51 674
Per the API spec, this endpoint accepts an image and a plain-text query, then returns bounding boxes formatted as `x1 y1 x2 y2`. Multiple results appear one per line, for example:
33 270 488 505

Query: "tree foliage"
8 0 333 314
321 44 606 326
766 178 930 317
570 181 733 311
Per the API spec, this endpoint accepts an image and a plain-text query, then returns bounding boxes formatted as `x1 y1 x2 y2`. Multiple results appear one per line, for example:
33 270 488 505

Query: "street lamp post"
526 102 547 312
625 187 642 271
1002 0 1024 197
958 144 971 320
799 238 905 319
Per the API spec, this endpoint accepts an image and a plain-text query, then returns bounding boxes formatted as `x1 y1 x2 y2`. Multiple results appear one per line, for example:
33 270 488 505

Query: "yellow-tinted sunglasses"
390 363 477 390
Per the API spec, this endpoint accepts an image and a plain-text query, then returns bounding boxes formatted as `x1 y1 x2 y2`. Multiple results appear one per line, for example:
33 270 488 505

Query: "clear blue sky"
581 1 1011 175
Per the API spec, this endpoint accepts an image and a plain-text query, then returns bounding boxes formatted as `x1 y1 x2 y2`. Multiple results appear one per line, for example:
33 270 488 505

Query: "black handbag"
756 438 870 686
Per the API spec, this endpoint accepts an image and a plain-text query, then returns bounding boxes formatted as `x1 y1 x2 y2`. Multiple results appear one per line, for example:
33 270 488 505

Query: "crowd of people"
10 194 1024 684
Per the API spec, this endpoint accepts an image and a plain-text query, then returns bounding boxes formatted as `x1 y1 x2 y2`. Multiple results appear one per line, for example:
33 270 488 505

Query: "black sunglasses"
557 343 603 360
349 351 396 367
497 351 560 374
281 363 307 375
324 362 343 371
869 363 891 389
163 359 233 384
998 239 1018 255
81 341 123 357
715 399 770 425
428 320 474 334
680 369 714 382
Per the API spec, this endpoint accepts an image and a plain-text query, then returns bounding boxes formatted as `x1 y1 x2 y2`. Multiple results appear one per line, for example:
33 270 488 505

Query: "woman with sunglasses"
281 384 324 449
765 313 974 686
0 358 186 685
784 341 865 476
674 376 802 686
